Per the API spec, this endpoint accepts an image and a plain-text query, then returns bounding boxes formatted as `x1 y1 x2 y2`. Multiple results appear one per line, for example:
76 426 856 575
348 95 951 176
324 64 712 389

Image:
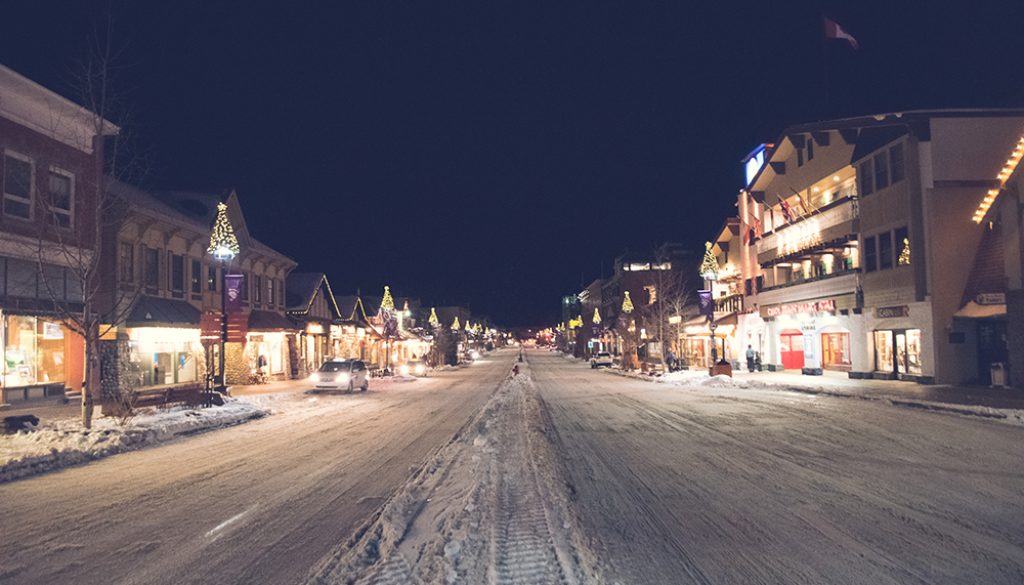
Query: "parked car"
310 359 369 392
590 352 613 369
399 359 428 377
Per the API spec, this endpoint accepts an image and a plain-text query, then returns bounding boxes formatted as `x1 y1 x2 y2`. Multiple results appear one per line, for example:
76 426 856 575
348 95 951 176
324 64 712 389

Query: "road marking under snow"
205 506 257 540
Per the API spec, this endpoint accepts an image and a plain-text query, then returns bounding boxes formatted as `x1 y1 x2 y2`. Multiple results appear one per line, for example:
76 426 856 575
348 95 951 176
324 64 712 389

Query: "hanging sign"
976 293 1006 306
224 273 244 313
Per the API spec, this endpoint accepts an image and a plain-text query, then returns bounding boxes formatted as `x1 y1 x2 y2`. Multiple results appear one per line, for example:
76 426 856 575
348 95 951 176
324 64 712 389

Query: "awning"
954 301 1006 319
248 310 299 332
126 296 201 328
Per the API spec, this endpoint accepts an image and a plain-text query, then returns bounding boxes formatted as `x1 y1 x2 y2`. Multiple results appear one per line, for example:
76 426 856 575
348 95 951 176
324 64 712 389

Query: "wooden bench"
131 383 204 409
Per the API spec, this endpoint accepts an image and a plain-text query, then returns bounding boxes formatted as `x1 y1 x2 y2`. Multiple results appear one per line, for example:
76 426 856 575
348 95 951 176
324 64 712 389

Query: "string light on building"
207 202 240 260
974 136 1024 223
898 237 911 266
621 291 634 314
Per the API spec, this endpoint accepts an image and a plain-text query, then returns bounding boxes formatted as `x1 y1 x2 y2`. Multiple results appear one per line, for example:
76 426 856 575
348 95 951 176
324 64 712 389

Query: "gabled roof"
286 272 342 318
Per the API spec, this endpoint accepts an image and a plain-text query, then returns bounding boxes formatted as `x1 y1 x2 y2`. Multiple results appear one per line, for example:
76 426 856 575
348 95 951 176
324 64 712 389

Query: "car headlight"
337 372 350 383
310 373 320 382
414 364 426 375
399 364 410 376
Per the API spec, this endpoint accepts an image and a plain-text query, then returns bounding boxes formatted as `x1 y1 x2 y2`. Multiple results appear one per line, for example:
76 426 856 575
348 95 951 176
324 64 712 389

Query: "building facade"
736 110 1024 385
0 64 116 404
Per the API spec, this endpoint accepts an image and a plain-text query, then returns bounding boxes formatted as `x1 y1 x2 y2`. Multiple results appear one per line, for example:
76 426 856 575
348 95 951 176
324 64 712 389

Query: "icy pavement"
306 360 600 585
534 351 1024 584
0 356 513 585
0 397 268 483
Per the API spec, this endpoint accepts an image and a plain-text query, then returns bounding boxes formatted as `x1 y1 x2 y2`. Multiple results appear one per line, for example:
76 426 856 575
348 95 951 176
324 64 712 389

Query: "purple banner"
225 273 244 314
698 289 713 321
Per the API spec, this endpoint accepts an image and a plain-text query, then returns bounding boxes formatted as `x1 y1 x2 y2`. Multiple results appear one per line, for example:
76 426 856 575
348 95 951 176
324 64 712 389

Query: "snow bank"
0 398 268 483
305 364 602 585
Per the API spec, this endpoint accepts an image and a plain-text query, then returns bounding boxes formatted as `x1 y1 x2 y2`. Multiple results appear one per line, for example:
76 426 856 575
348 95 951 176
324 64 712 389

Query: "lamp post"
207 202 239 403
699 242 720 366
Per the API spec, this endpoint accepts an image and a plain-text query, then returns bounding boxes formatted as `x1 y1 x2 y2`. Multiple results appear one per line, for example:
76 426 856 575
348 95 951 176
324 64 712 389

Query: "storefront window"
874 330 894 372
3 315 74 387
821 330 851 369
127 330 200 388
875 329 923 376
249 333 285 375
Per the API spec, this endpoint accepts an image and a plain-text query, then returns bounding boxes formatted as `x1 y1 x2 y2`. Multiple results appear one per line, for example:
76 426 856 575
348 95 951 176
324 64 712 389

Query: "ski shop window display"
3 315 68 387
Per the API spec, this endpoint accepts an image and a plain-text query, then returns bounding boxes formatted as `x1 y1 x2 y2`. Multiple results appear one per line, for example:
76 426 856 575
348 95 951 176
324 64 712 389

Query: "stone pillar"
100 333 134 415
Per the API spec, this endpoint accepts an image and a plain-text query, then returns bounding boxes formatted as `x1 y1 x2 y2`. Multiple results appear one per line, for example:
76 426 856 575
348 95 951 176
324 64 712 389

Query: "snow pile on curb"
0 398 268 483
305 363 603 585
600 367 1024 426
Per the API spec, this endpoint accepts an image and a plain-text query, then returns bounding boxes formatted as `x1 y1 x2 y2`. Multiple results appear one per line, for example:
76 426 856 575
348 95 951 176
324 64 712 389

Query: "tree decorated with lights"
466 320 473 333
428 307 440 328
380 285 395 313
898 238 911 266
699 241 718 281
207 202 240 259
452 316 461 331
621 291 634 314
592 307 602 325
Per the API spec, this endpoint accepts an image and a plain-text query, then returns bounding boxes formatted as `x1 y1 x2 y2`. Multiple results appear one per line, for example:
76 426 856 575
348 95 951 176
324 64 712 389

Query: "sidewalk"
730 369 1024 411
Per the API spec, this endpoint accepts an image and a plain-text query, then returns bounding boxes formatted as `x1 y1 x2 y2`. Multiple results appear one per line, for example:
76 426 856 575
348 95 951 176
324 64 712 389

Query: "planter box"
709 363 733 377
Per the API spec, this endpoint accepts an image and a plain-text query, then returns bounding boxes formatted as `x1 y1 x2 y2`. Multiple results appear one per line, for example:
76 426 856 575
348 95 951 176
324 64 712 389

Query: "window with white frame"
4 152 33 219
48 168 74 228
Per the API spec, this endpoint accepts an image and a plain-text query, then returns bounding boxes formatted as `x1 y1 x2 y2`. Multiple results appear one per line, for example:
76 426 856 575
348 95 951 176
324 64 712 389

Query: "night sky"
4 1 1024 326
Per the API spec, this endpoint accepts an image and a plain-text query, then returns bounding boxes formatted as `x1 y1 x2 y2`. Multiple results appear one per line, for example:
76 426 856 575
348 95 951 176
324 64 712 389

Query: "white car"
310 359 368 392
590 352 613 368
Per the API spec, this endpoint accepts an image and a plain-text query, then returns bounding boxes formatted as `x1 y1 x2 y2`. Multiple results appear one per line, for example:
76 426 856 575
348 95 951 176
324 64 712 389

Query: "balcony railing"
759 267 859 293
757 197 858 265
714 293 743 313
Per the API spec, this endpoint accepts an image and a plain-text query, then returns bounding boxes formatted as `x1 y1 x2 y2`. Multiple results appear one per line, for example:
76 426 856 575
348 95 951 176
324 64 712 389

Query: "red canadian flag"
824 16 859 49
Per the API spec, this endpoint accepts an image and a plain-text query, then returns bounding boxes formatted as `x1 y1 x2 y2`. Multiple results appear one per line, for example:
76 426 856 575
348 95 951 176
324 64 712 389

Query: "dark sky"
4 1 1024 326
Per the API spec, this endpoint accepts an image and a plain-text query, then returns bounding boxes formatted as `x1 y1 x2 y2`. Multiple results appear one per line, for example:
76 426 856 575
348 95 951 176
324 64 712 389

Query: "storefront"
248 331 288 376
873 329 923 377
681 314 737 368
865 303 934 383
761 297 863 375
126 326 202 388
2 312 84 402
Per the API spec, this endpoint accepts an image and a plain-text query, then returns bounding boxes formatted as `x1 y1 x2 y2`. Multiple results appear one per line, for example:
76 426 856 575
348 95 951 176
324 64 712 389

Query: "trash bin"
991 362 1007 387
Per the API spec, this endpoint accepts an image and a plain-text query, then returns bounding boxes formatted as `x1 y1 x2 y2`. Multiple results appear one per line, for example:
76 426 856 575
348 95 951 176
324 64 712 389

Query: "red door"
780 331 805 370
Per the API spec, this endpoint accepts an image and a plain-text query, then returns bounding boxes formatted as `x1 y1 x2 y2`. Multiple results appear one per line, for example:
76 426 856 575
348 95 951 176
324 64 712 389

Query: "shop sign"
875 305 909 319
764 299 835 317
976 293 1006 305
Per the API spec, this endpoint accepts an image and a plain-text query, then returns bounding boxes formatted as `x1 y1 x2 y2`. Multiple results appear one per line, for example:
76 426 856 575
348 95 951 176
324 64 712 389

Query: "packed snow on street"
0 397 268 483
308 350 1024 585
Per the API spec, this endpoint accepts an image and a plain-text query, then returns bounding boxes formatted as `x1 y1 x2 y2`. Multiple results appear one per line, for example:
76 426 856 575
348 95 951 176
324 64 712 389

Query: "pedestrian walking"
746 345 756 372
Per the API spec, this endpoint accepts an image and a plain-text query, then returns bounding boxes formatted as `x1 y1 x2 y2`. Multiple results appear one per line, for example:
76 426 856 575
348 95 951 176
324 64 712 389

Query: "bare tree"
639 248 692 372
31 14 145 428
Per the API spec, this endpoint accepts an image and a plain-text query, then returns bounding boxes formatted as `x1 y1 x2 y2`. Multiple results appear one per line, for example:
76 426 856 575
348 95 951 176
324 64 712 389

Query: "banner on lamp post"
698 290 714 321
224 273 244 314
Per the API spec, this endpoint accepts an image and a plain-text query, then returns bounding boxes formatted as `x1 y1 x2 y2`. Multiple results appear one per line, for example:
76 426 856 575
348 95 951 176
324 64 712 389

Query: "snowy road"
0 353 513 585
531 351 1024 584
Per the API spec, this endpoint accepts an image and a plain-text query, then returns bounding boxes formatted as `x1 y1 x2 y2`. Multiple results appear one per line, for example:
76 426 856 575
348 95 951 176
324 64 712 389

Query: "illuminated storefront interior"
126 326 201 388
2 313 84 393
874 329 922 376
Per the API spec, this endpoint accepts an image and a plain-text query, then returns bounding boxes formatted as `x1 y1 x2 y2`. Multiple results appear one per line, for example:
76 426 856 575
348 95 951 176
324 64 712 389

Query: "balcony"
714 293 743 313
755 270 859 309
757 197 858 266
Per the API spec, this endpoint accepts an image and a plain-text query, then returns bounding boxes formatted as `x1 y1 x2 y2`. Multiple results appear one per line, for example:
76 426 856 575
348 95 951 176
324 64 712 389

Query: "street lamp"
699 241 721 365
207 202 239 402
